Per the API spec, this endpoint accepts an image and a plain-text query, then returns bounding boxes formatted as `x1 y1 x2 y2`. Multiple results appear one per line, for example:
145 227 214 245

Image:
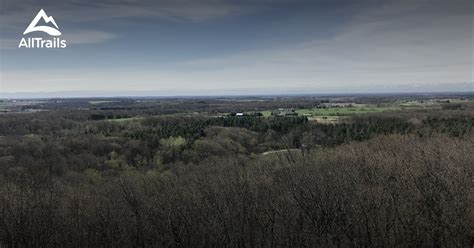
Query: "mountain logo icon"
23 9 61 36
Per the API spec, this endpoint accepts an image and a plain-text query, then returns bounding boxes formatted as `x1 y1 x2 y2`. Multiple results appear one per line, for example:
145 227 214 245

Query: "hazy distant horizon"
1 84 473 99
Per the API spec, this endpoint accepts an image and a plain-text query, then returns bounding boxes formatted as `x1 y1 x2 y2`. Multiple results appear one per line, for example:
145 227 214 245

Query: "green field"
261 110 272 117
296 106 404 116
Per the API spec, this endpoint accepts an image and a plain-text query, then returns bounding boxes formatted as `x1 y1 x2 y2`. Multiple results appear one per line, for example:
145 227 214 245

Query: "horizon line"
1 90 473 99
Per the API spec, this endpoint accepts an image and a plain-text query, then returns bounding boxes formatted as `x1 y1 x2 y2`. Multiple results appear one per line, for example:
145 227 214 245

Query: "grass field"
261 110 272 117
296 105 404 116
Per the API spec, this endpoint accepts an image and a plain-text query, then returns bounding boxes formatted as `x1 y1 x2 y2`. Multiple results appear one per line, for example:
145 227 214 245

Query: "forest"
0 95 473 247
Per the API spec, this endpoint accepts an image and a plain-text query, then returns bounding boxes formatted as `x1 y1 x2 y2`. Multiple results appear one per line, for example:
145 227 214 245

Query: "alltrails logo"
19 9 67 48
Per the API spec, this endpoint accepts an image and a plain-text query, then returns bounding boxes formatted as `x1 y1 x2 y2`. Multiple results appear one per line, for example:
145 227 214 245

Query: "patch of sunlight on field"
261 110 272 117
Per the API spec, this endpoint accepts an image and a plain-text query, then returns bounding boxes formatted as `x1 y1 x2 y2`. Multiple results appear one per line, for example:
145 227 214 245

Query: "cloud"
0 0 271 29
63 30 117 45
179 0 473 88
1 67 472 96
0 39 21 50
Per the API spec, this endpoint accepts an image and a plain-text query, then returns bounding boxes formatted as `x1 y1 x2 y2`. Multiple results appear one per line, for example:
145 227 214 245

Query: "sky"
0 0 473 97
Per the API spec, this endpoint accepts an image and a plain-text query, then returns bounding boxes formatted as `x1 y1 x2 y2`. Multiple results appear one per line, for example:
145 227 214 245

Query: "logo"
24 9 61 36
19 9 67 48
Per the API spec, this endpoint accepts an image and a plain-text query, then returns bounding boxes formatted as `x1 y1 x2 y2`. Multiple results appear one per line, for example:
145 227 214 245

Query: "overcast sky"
0 0 473 97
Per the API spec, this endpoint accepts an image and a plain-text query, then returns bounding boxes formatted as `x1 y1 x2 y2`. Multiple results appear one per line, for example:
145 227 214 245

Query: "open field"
296 105 408 116
296 104 423 123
